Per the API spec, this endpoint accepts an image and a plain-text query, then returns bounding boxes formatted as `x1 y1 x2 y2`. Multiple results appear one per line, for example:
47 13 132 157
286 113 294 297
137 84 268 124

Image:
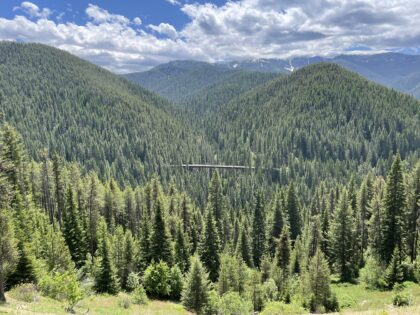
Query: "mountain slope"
204 63 420 176
0 42 212 185
123 60 239 102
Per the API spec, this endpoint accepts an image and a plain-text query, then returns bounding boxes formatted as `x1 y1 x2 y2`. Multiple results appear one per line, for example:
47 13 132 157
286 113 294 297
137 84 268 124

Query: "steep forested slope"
123 60 238 102
204 63 420 183
181 71 279 116
0 42 213 185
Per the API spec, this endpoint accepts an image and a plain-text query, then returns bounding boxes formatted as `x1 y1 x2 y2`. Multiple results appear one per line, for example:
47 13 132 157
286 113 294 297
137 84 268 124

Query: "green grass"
332 281 420 313
1 283 419 315
0 293 192 315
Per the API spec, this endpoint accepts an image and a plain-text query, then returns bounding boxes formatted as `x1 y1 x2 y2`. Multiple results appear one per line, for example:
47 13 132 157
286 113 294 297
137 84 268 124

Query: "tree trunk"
0 278 6 303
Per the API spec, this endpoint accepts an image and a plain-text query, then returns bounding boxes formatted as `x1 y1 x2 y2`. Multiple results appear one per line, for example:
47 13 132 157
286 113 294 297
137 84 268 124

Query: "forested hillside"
0 124 419 314
0 42 214 188
203 63 419 198
1 43 419 211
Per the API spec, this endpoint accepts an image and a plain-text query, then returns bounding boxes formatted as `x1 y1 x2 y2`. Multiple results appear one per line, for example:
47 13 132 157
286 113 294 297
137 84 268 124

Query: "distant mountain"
226 53 420 98
123 60 240 102
0 42 213 185
125 53 420 100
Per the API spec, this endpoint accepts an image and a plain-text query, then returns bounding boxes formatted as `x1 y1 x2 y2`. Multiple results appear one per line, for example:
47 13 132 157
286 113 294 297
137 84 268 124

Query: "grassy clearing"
1 283 419 315
0 293 191 315
332 281 420 312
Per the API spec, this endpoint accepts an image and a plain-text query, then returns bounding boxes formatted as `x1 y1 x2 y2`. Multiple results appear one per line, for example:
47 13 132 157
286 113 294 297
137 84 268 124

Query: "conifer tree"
150 196 173 265
63 187 86 267
182 256 210 315
208 171 224 240
200 210 220 281
269 190 285 256
86 172 101 256
139 211 152 271
329 189 357 282
305 247 336 312
286 183 301 240
236 224 254 268
122 230 136 290
381 154 406 264
175 222 190 273
5 241 36 290
95 237 119 295
0 207 18 302
253 190 266 267
385 246 404 288
276 225 291 273
358 174 373 264
406 164 419 262
52 153 65 224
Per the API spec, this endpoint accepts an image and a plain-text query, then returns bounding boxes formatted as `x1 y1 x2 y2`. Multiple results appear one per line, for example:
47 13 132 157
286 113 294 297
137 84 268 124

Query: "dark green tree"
252 190 266 267
181 256 210 315
380 154 406 264
95 237 119 295
286 183 301 241
150 196 173 265
200 210 220 282
329 189 357 282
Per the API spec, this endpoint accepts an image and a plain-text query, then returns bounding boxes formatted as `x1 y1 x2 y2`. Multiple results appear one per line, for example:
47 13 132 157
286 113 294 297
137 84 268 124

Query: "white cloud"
85 4 129 25
148 23 178 39
13 1 51 19
166 0 181 6
2 1 420 73
133 17 142 25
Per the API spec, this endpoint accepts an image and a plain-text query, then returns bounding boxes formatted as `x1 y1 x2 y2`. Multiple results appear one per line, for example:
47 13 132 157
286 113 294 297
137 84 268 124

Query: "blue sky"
0 1 226 30
0 0 419 73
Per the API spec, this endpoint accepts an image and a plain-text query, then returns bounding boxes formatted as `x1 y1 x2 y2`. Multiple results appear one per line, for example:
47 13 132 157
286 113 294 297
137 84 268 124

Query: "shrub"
132 285 148 305
38 271 83 311
261 279 279 305
8 283 39 303
126 272 140 292
118 293 132 309
169 266 183 300
360 255 387 290
393 292 411 307
218 292 253 315
203 290 219 315
143 261 171 298
260 301 306 315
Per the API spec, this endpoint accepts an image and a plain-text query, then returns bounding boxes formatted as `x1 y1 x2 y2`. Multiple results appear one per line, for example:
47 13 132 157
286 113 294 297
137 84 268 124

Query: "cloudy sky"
0 0 419 73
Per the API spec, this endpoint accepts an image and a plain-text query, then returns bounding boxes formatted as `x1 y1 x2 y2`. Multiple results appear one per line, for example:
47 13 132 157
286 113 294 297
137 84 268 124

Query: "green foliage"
381 154 407 264
150 196 173 265
217 292 253 315
260 301 306 315
95 237 119 295
143 260 171 298
0 207 18 302
125 272 139 293
200 210 221 282
182 256 210 315
329 189 358 282
169 266 184 300
8 283 39 303
38 270 83 311
360 255 387 289
132 284 148 305
252 190 266 267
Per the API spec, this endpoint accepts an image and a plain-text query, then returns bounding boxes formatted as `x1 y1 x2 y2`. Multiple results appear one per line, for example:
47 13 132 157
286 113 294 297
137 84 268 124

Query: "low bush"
217 292 253 315
392 292 411 307
260 301 306 315
132 285 148 305
118 293 132 309
8 283 39 303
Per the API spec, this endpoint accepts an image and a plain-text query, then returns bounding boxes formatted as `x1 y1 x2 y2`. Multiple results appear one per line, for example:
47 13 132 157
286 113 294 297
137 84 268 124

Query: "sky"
0 0 419 73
